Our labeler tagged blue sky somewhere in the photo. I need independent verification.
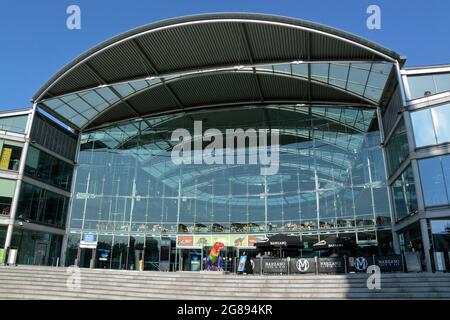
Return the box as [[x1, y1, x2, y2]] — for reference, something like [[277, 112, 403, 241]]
[[0, 0, 449, 110]]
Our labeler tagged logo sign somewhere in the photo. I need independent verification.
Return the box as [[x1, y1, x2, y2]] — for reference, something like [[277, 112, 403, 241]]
[[269, 241, 287, 246], [262, 259, 288, 274], [354, 257, 369, 272], [375, 255, 403, 272], [296, 259, 309, 272], [289, 258, 315, 274], [318, 257, 345, 273]]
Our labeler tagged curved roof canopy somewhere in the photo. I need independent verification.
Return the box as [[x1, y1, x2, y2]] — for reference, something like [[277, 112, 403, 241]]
[[33, 13, 403, 131]]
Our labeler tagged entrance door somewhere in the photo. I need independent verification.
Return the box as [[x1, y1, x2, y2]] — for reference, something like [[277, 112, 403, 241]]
[[33, 242, 48, 265], [178, 249, 202, 271], [79, 248, 94, 268]]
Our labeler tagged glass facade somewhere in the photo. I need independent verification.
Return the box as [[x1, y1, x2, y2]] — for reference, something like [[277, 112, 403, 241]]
[[0, 114, 28, 134], [408, 72, 450, 100], [11, 229, 62, 266], [25, 146, 74, 191], [419, 155, 450, 208], [16, 183, 69, 228], [68, 105, 392, 268], [411, 102, 450, 148], [431, 220, 450, 251], [385, 119, 409, 176], [0, 139, 23, 171], [391, 165, 418, 221]]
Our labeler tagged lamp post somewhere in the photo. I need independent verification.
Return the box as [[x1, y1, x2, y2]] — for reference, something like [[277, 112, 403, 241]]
[[16, 218, 29, 265]]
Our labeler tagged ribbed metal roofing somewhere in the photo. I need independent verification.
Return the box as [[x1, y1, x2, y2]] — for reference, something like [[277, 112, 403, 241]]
[[33, 13, 403, 130]]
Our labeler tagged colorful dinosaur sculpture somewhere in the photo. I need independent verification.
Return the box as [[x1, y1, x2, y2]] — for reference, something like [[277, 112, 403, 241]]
[[206, 242, 224, 271]]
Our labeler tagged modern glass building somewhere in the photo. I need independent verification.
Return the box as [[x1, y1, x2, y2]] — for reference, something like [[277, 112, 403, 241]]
[[1, 13, 449, 272]]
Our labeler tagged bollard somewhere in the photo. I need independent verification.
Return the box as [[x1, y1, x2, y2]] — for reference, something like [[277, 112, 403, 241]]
[[314, 256, 319, 275], [344, 255, 348, 273], [287, 257, 290, 275], [260, 256, 263, 275]]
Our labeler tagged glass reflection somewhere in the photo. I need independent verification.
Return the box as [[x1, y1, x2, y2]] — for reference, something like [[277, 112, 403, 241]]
[[70, 105, 392, 259]]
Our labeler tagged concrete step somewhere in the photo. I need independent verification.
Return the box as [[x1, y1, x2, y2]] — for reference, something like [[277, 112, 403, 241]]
[[2, 277, 450, 290], [1, 266, 449, 300]]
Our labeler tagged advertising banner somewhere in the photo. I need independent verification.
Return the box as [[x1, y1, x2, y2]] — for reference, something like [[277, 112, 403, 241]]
[[262, 258, 288, 274], [229, 235, 248, 247], [290, 258, 316, 274], [176, 234, 265, 248], [318, 257, 345, 273], [375, 255, 403, 272], [0, 147, 12, 170], [176, 235, 195, 248], [237, 256, 247, 272], [347, 256, 372, 272], [193, 235, 212, 247], [248, 234, 267, 247]]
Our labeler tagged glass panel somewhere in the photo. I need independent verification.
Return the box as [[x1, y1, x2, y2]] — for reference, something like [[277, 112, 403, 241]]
[[328, 64, 349, 88], [0, 115, 28, 134], [434, 73, 450, 93], [12, 229, 62, 266], [431, 220, 450, 251], [411, 108, 437, 147], [25, 146, 74, 191], [431, 103, 450, 144], [419, 157, 449, 207], [17, 183, 69, 228], [408, 74, 436, 100], [442, 155, 450, 202], [385, 119, 409, 175], [311, 64, 329, 82], [391, 165, 418, 221], [291, 63, 308, 77]]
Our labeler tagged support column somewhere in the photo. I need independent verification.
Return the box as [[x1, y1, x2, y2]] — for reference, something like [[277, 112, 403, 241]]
[[60, 133, 81, 267], [420, 218, 432, 272], [391, 230, 401, 255], [3, 106, 36, 264]]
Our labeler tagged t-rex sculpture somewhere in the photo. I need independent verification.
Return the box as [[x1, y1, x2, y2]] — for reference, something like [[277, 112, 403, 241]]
[[206, 242, 224, 271]]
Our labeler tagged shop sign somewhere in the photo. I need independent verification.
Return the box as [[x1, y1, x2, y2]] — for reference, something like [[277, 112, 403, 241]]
[[290, 258, 316, 274], [262, 258, 288, 273], [375, 255, 403, 272], [318, 257, 345, 273]]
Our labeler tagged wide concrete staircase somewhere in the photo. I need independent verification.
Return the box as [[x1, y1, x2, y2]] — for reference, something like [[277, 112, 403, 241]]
[[0, 265, 449, 299]]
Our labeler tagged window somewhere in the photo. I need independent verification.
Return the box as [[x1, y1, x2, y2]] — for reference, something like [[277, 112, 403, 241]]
[[25, 146, 73, 191], [385, 119, 409, 176], [0, 114, 28, 134], [0, 140, 23, 171], [391, 166, 418, 221], [0, 179, 16, 216], [411, 102, 450, 148], [408, 72, 450, 100], [419, 156, 450, 207], [431, 103, 450, 144], [17, 183, 68, 228]]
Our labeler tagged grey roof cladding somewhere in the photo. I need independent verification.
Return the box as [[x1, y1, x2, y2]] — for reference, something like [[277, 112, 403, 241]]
[[33, 12, 403, 103]]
